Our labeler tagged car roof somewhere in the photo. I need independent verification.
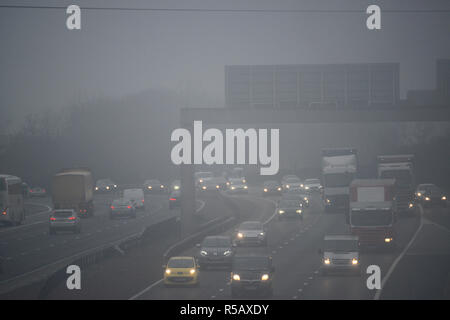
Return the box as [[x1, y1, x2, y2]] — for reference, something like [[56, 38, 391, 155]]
[[350, 201, 393, 209], [169, 256, 195, 260], [324, 235, 359, 241]]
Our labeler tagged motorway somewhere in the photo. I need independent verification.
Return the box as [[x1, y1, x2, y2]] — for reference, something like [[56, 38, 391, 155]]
[[0, 191, 212, 297], [2, 187, 450, 299]]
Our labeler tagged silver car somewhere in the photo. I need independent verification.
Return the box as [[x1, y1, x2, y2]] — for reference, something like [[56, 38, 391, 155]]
[[49, 209, 81, 235], [110, 198, 136, 219], [235, 221, 267, 246], [319, 235, 360, 275]]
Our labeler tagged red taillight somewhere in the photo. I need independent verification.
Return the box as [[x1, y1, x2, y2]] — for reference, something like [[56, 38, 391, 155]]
[[68, 216, 76, 220], [169, 198, 176, 201], [50, 217, 56, 221], [2, 211, 7, 215], [110, 206, 115, 209], [127, 206, 132, 209], [142, 199, 144, 203], [43, 189, 46, 192]]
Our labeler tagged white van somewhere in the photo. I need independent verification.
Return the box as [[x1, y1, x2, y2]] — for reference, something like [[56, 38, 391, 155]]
[[123, 188, 145, 209]]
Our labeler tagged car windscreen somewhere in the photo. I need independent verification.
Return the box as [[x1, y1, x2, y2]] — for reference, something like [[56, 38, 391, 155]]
[[324, 240, 359, 252], [112, 200, 129, 206], [286, 178, 301, 183], [240, 222, 262, 230], [168, 259, 194, 268], [305, 179, 320, 185], [229, 179, 243, 185], [233, 257, 269, 270], [53, 211, 73, 218], [264, 181, 278, 187], [380, 170, 412, 186], [202, 237, 231, 247]]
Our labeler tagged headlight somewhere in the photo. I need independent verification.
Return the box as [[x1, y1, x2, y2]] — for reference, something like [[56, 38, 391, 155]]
[[442, 196, 447, 201], [165, 269, 171, 275], [216, 185, 220, 189], [352, 258, 358, 265], [237, 232, 243, 238], [425, 197, 430, 201], [300, 184, 304, 188], [409, 203, 414, 208], [296, 209, 302, 214], [226, 181, 230, 186], [199, 179, 203, 183], [148, 186, 152, 189], [200, 250, 208, 256], [242, 179, 246, 183], [174, 185, 180, 190], [223, 250, 232, 256], [324, 258, 331, 265], [384, 238, 392, 243], [232, 274, 240, 281], [114, 185, 117, 188], [202, 186, 207, 190], [304, 197, 308, 201], [304, 186, 309, 190], [244, 185, 248, 189], [261, 274, 269, 281], [264, 188, 268, 192], [160, 185, 164, 188], [190, 269, 196, 275], [286, 185, 290, 189], [259, 232, 265, 236], [95, 187, 99, 190], [416, 192, 422, 197], [106, 186, 110, 190], [277, 187, 282, 191], [278, 210, 285, 214], [231, 186, 235, 190], [326, 199, 331, 203]]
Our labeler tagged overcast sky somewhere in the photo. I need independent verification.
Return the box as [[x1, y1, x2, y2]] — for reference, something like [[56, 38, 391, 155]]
[[1, 0, 450, 129]]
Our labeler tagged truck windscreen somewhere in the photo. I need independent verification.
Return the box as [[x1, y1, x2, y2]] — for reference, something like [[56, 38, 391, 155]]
[[380, 170, 411, 186], [0, 178, 6, 192], [323, 173, 354, 187], [351, 210, 393, 226]]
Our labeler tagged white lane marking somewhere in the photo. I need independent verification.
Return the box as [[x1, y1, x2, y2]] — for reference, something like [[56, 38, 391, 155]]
[[128, 279, 164, 300], [196, 199, 206, 213], [374, 205, 424, 300]]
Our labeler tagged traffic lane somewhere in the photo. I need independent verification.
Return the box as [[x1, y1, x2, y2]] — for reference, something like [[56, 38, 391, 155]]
[[298, 209, 421, 299], [137, 193, 323, 300], [0, 194, 170, 281], [422, 205, 450, 230], [380, 213, 450, 299], [42, 192, 226, 299]]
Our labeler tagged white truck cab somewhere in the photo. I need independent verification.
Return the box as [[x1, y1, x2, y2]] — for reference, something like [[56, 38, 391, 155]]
[[123, 188, 145, 209], [319, 235, 360, 275]]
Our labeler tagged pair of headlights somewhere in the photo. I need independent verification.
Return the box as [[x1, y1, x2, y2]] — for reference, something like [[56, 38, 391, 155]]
[[232, 274, 269, 281], [200, 250, 231, 256], [166, 268, 196, 275], [323, 258, 358, 265]]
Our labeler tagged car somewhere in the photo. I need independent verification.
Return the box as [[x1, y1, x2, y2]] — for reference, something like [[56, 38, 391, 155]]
[[276, 199, 304, 220], [281, 176, 303, 191], [195, 171, 214, 187], [196, 236, 234, 269], [235, 221, 267, 246], [415, 183, 447, 208], [303, 178, 323, 192], [170, 180, 181, 191], [227, 178, 249, 194], [163, 256, 199, 287], [143, 179, 166, 193], [109, 198, 136, 219], [169, 190, 181, 209], [319, 235, 361, 275], [21, 182, 30, 198], [230, 254, 275, 298], [123, 188, 145, 209], [95, 179, 118, 193], [49, 209, 81, 235], [262, 180, 282, 196], [282, 190, 310, 208], [29, 186, 47, 197]]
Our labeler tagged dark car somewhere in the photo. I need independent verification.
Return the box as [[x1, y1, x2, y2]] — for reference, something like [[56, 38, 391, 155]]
[[276, 199, 304, 220], [21, 182, 30, 198], [143, 179, 166, 193], [109, 198, 136, 219], [231, 255, 275, 298], [415, 184, 447, 208], [262, 180, 282, 196], [282, 191, 309, 208], [29, 186, 47, 197], [169, 190, 181, 209], [196, 236, 235, 269]]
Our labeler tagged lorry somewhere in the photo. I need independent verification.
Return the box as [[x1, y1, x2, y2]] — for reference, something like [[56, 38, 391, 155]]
[[349, 179, 397, 249], [377, 154, 415, 213], [321, 148, 358, 212], [52, 168, 94, 217]]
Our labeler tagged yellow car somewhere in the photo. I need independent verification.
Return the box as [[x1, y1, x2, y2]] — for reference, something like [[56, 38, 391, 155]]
[[164, 256, 199, 286]]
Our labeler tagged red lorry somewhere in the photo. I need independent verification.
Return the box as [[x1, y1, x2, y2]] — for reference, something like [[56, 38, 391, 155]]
[[349, 179, 397, 249]]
